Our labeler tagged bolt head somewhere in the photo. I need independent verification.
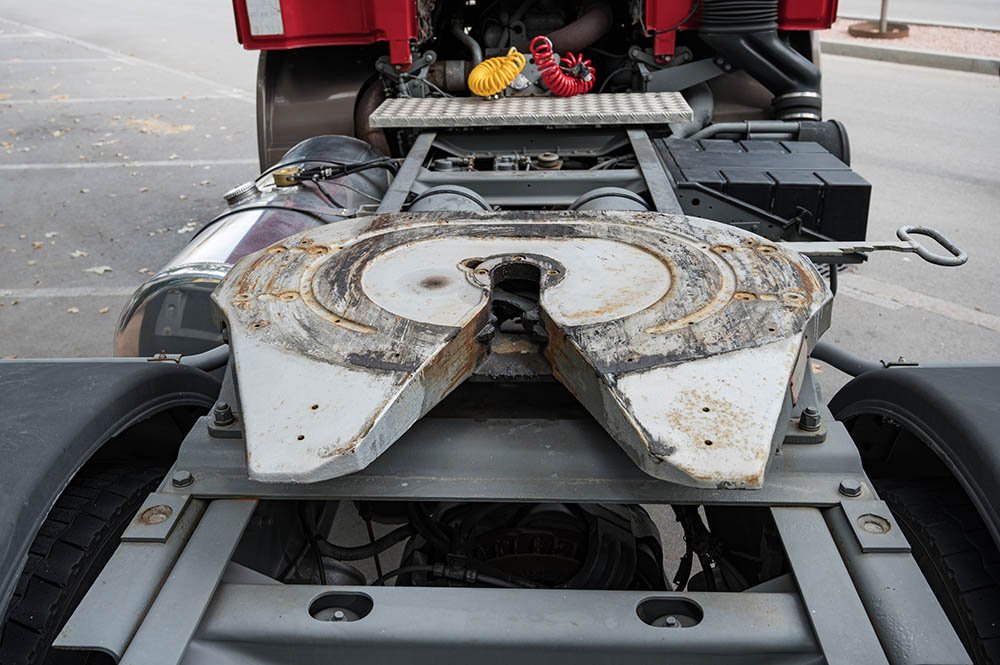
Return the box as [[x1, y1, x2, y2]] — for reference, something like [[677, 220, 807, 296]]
[[798, 406, 822, 432], [140, 505, 173, 525], [213, 401, 235, 426], [171, 470, 194, 488], [333, 610, 346, 621], [839, 478, 863, 497]]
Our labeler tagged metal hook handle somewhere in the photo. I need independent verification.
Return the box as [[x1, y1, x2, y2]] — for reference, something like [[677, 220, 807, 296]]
[[896, 226, 967, 267]]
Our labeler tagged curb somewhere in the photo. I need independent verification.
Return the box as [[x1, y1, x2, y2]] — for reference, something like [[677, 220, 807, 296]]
[[837, 14, 1000, 33], [821, 40, 1000, 75]]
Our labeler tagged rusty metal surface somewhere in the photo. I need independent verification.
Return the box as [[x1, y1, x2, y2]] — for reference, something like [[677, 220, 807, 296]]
[[214, 211, 831, 487]]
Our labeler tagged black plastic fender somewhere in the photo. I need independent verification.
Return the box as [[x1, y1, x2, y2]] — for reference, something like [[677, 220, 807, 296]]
[[0, 361, 220, 617], [831, 365, 1000, 547]]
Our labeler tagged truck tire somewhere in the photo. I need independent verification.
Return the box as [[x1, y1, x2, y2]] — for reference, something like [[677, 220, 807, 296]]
[[0, 463, 164, 664], [878, 478, 1000, 664]]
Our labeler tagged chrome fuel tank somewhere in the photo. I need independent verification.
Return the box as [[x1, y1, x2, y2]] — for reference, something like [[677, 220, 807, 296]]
[[115, 136, 392, 356]]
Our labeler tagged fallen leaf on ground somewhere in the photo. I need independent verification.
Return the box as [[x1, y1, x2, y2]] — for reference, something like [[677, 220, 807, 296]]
[[67, 307, 79, 314], [83, 265, 112, 275], [69, 249, 88, 258], [31, 241, 44, 250], [98, 306, 110, 314], [125, 116, 193, 136]]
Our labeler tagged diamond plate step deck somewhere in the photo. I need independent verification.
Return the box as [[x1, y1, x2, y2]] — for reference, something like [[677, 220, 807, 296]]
[[214, 211, 831, 488], [369, 92, 692, 128]]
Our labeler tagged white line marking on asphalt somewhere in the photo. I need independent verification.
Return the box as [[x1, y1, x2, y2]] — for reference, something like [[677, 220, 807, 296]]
[[840, 274, 1000, 333], [0, 158, 257, 170], [0, 57, 123, 64], [838, 285, 905, 311], [0, 32, 49, 39], [0, 286, 137, 299], [2, 94, 244, 105], [0, 17, 253, 103]]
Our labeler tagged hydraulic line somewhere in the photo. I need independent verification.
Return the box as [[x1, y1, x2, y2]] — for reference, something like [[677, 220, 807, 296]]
[[530, 36, 595, 97], [451, 21, 483, 65], [178, 344, 229, 371], [314, 523, 417, 561], [467, 48, 526, 97], [371, 565, 524, 588]]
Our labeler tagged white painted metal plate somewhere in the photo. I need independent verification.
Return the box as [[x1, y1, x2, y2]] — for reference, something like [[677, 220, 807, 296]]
[[215, 211, 831, 488], [369, 92, 693, 128], [245, 0, 284, 36]]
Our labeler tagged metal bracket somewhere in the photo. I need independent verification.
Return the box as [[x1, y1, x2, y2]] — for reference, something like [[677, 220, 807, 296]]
[[118, 500, 258, 665], [376, 131, 436, 212], [784, 418, 828, 444], [772, 507, 891, 665], [147, 352, 182, 363], [122, 492, 192, 543], [838, 500, 911, 553], [626, 128, 683, 213], [55, 499, 208, 660], [645, 58, 726, 92]]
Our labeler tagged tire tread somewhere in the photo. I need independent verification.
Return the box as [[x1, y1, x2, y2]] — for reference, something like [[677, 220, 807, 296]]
[[879, 478, 1000, 664], [0, 463, 163, 664]]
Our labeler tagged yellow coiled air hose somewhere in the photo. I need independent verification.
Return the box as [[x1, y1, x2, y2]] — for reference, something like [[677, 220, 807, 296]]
[[467, 48, 526, 97]]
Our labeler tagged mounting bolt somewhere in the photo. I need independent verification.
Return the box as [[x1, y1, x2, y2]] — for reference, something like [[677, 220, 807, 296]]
[[663, 616, 680, 628], [332, 610, 346, 622], [213, 401, 235, 426], [171, 470, 194, 488], [839, 479, 864, 498], [798, 406, 822, 432]]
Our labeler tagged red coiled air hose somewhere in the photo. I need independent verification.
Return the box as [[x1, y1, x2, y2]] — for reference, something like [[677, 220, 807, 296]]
[[529, 35, 596, 97]]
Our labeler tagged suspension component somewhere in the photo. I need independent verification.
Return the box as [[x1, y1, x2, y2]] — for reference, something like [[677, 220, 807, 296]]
[[467, 47, 527, 97], [529, 35, 596, 97]]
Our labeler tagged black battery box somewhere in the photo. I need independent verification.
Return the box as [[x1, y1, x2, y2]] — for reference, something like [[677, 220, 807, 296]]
[[657, 139, 871, 240]]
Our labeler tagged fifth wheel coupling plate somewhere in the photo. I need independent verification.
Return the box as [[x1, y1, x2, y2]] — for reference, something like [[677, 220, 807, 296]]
[[214, 211, 831, 488]]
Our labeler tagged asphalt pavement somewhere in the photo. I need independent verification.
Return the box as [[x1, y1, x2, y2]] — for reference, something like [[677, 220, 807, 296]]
[[1, 1, 999, 401], [837, 0, 1000, 30]]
